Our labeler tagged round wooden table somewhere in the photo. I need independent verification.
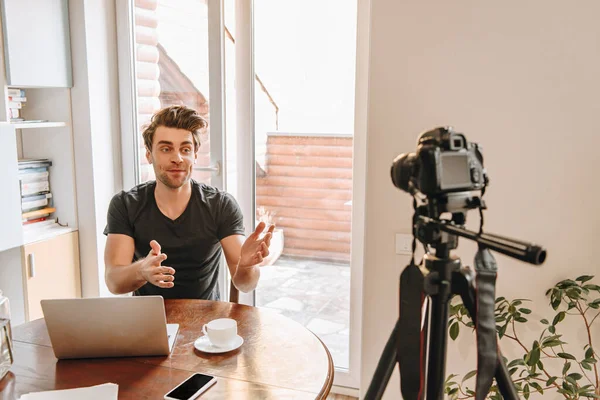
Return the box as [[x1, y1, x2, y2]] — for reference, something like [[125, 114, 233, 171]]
[[0, 299, 334, 399]]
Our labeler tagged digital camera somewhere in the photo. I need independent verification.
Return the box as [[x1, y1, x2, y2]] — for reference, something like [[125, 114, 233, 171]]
[[390, 126, 488, 198]]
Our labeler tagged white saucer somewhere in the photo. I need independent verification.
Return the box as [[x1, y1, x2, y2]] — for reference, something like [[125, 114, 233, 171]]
[[194, 335, 244, 354]]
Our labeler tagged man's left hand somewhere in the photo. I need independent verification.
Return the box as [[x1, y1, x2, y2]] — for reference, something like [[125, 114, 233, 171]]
[[238, 221, 275, 269]]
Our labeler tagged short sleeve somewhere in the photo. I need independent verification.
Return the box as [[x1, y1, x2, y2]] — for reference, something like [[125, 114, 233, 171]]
[[103, 192, 134, 237], [216, 192, 246, 240]]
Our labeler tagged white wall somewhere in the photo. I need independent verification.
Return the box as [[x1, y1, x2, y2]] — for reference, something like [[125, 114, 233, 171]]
[[69, 0, 121, 298], [359, 1, 600, 398]]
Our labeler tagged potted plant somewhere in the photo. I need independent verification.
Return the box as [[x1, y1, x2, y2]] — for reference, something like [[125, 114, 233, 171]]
[[446, 275, 600, 399], [256, 206, 284, 266]]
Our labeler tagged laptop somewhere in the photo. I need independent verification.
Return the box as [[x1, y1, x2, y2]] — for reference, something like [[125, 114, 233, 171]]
[[40, 296, 179, 359]]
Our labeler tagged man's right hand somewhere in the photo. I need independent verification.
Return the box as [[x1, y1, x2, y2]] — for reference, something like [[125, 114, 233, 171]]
[[139, 240, 175, 288]]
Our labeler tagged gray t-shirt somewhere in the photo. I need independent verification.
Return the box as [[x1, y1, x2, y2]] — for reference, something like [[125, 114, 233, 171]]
[[103, 180, 245, 300]]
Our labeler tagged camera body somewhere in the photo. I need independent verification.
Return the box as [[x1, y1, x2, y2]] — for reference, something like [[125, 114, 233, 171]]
[[391, 126, 487, 198]]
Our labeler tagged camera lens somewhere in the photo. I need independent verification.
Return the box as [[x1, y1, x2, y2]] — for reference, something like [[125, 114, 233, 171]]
[[391, 153, 417, 193]]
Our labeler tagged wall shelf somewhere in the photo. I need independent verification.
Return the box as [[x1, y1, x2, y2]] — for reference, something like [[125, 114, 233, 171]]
[[11, 122, 66, 129]]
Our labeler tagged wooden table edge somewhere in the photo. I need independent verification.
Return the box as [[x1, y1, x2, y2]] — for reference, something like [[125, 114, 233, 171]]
[[313, 334, 335, 399]]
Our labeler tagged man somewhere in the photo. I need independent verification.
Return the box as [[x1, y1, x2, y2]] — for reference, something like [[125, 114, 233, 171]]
[[103, 105, 274, 300]]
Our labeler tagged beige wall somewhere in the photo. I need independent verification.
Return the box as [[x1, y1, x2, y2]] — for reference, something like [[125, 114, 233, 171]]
[[359, 1, 600, 398]]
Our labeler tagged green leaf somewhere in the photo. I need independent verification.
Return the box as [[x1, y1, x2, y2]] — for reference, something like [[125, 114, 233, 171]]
[[462, 370, 477, 383], [546, 376, 558, 386], [445, 373, 458, 382], [558, 279, 578, 288], [563, 361, 572, 375], [523, 384, 530, 400], [583, 284, 600, 291], [542, 339, 563, 348], [447, 388, 458, 395], [515, 316, 528, 323], [576, 275, 594, 283], [495, 296, 506, 303], [585, 347, 594, 359], [540, 318, 549, 325], [582, 362, 592, 371], [528, 342, 541, 366], [567, 373, 583, 381], [498, 324, 507, 339], [558, 352, 576, 360], [588, 299, 600, 308], [507, 358, 525, 368], [518, 308, 532, 314], [566, 288, 581, 299], [549, 325, 556, 334], [509, 367, 518, 376], [553, 311, 566, 326], [530, 381, 543, 394], [450, 322, 459, 341], [565, 376, 577, 386], [551, 294, 561, 310]]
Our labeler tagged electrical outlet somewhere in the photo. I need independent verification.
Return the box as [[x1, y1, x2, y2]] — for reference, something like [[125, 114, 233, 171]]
[[395, 233, 412, 255]]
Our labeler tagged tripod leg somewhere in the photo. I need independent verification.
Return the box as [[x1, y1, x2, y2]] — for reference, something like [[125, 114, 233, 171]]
[[423, 252, 460, 400], [364, 318, 401, 400], [426, 279, 453, 400], [453, 271, 519, 400]]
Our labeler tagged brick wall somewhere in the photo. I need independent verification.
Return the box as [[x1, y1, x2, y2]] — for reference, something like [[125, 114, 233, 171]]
[[256, 134, 353, 262]]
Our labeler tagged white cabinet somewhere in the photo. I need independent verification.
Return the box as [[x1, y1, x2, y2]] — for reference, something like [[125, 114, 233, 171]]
[[21, 231, 81, 321], [0, 0, 72, 88]]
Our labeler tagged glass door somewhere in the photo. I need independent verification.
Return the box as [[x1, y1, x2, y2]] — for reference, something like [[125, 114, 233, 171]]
[[223, 0, 360, 389]]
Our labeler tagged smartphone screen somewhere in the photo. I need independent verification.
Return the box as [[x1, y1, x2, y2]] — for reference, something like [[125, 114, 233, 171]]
[[165, 373, 216, 400]]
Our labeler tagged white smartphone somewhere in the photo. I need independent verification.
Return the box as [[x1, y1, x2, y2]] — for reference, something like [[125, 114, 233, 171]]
[[164, 373, 217, 400]]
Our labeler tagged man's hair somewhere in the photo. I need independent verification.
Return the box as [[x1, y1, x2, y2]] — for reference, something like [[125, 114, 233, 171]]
[[142, 105, 207, 152]]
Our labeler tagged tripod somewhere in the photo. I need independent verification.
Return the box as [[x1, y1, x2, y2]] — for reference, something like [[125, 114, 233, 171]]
[[364, 215, 546, 400]]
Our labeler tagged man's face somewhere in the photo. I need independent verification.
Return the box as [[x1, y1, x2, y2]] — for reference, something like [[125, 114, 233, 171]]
[[146, 126, 198, 189]]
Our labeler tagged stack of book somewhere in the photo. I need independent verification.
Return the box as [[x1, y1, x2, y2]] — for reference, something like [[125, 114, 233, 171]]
[[8, 88, 26, 122], [19, 159, 57, 233]]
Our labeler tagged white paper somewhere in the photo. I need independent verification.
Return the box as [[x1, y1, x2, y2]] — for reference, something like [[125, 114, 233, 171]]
[[19, 383, 118, 400]]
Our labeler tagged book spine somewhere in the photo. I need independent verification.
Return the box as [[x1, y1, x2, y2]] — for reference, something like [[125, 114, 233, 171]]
[[21, 198, 49, 211], [19, 171, 49, 183], [22, 207, 56, 220]]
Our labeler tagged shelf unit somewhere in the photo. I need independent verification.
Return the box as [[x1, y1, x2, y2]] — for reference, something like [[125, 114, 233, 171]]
[[0, 0, 80, 325]]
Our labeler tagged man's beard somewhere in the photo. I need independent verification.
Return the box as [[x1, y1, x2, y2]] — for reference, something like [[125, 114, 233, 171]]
[[156, 169, 190, 189]]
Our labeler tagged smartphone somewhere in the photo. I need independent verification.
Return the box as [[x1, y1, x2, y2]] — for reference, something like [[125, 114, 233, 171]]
[[164, 373, 217, 400]]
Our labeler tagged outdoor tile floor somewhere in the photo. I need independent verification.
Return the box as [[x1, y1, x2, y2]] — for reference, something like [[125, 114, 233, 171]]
[[255, 255, 351, 370]]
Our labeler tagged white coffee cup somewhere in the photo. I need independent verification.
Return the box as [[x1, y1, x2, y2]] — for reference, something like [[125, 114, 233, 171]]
[[202, 318, 237, 347]]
